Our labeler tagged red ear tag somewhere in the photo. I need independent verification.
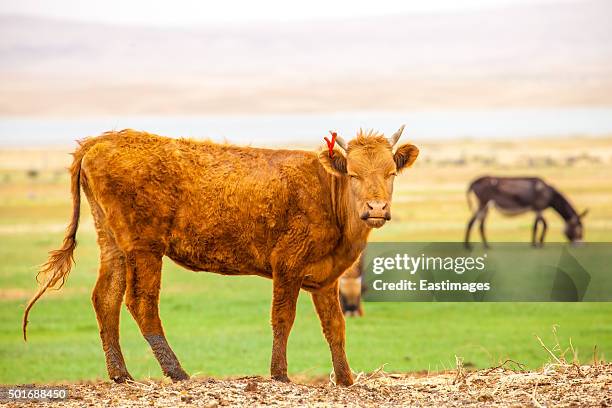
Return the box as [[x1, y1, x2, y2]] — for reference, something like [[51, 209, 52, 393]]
[[324, 131, 337, 158]]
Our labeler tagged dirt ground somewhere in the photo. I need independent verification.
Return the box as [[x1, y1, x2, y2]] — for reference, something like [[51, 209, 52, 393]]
[[4, 363, 610, 407]]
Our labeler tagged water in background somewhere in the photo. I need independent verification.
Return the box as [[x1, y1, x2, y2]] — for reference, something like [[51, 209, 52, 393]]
[[1, 108, 612, 147]]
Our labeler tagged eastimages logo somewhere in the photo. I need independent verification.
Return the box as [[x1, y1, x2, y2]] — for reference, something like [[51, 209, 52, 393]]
[[363, 243, 611, 302]]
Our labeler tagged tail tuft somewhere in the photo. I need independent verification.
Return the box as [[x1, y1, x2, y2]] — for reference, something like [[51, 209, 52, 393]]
[[23, 238, 77, 341]]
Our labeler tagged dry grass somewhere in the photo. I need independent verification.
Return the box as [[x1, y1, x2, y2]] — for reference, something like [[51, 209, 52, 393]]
[[8, 363, 610, 407], [8, 329, 610, 407]]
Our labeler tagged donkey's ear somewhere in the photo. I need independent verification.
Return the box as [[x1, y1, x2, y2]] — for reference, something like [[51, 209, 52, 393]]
[[318, 149, 347, 177], [579, 209, 589, 219], [394, 143, 419, 172]]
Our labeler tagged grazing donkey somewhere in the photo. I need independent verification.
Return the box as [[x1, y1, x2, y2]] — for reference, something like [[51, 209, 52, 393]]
[[465, 176, 587, 248], [23, 127, 418, 386]]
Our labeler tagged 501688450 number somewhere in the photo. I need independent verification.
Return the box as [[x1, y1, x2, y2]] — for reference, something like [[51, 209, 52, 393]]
[[1, 387, 68, 401]]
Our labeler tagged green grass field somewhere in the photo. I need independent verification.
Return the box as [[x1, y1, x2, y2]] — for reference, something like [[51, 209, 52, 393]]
[[1, 140, 612, 384]]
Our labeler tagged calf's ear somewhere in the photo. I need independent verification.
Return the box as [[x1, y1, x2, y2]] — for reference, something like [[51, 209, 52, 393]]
[[318, 149, 347, 177], [394, 143, 419, 172]]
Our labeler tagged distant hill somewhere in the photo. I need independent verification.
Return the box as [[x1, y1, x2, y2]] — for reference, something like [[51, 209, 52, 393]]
[[1, 0, 611, 116]]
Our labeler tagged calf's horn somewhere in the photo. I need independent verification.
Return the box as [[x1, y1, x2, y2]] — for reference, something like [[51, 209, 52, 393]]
[[387, 125, 405, 147], [335, 135, 348, 151]]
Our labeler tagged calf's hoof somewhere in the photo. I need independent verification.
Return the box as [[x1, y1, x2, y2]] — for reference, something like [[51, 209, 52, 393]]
[[111, 373, 134, 384], [334, 374, 354, 387], [168, 369, 190, 382], [272, 374, 291, 383]]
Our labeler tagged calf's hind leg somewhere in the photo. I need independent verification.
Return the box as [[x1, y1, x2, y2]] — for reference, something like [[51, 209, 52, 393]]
[[92, 243, 132, 383], [124, 250, 189, 381], [87, 194, 132, 383]]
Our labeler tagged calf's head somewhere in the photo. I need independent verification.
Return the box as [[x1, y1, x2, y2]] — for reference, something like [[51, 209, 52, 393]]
[[319, 125, 419, 228]]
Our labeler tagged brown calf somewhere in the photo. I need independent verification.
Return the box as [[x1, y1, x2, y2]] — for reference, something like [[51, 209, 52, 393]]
[[23, 127, 418, 386]]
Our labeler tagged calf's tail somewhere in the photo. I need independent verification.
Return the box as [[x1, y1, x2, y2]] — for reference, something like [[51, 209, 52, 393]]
[[22, 142, 89, 341]]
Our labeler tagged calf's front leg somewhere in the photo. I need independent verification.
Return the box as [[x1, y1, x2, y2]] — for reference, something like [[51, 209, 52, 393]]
[[311, 282, 354, 386]]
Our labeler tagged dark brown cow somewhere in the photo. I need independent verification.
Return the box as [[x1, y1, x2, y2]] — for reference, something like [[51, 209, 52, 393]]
[[23, 127, 418, 386], [465, 176, 588, 248]]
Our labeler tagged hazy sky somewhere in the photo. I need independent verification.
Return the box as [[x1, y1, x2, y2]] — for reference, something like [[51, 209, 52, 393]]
[[0, 0, 577, 25]]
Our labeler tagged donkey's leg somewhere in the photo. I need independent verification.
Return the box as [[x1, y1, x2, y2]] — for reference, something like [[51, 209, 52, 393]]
[[538, 215, 548, 246], [270, 274, 301, 382], [464, 210, 480, 249], [124, 250, 189, 381], [465, 205, 487, 249], [531, 215, 540, 247], [478, 206, 490, 249], [92, 242, 132, 383], [311, 283, 353, 386]]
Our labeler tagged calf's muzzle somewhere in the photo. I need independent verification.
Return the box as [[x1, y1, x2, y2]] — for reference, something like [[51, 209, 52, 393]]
[[360, 200, 391, 228]]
